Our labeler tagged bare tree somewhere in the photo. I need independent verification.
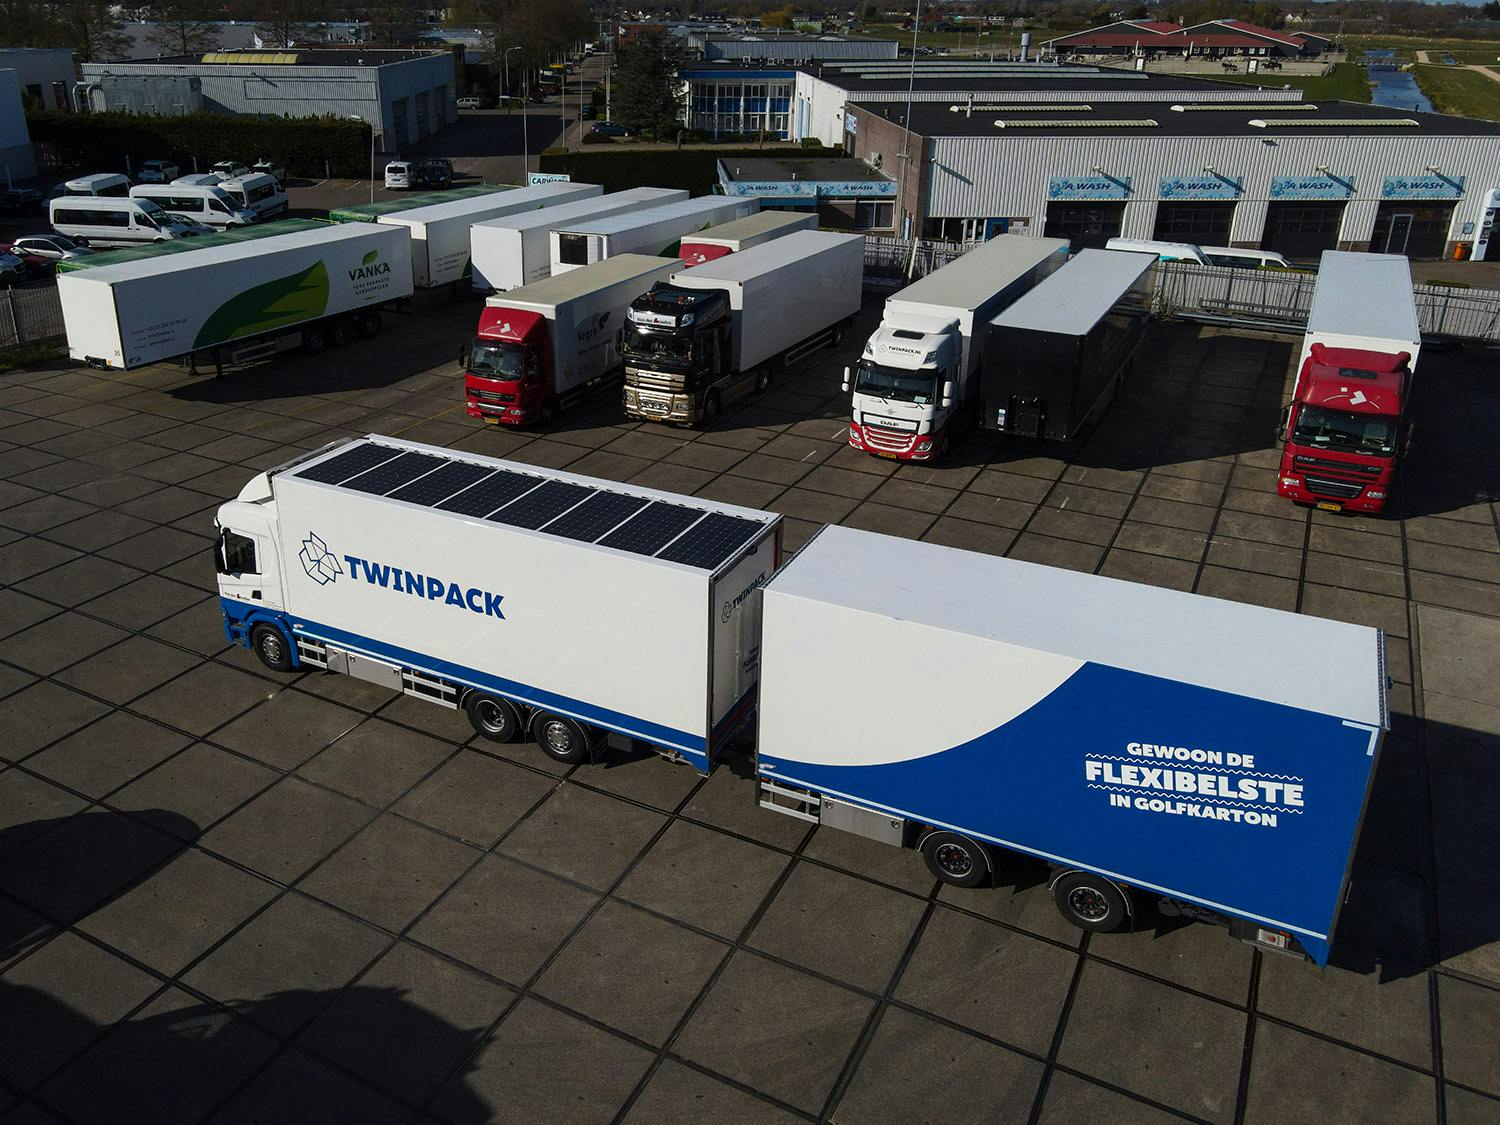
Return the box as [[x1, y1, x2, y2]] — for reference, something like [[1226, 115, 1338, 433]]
[[147, 0, 219, 55], [56, 0, 132, 60]]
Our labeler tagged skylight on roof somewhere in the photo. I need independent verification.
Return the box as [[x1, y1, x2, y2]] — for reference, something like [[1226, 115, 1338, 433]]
[[1170, 102, 1318, 112], [995, 118, 1158, 128], [952, 103, 1092, 112], [1248, 117, 1419, 128]]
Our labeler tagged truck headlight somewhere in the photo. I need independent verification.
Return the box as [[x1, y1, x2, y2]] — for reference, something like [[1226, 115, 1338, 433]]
[[1367, 490, 1385, 500], [1280, 476, 1301, 488], [915, 439, 932, 453], [995, 409, 1007, 426], [849, 424, 860, 441]]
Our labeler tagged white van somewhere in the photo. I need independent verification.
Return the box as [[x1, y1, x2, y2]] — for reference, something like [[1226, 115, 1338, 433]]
[[130, 183, 257, 229], [1105, 237, 1211, 265], [218, 172, 288, 220], [63, 173, 131, 198], [385, 161, 413, 189], [172, 173, 222, 189], [50, 196, 197, 248], [1201, 245, 1294, 270]]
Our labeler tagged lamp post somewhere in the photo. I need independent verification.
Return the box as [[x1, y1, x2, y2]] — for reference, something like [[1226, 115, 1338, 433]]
[[349, 114, 375, 202], [505, 47, 528, 179]]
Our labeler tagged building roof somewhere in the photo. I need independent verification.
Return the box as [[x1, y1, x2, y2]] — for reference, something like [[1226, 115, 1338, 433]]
[[698, 32, 880, 43], [1049, 17, 1317, 50], [798, 61, 1290, 97], [854, 97, 1500, 138], [119, 48, 444, 67], [721, 156, 891, 183], [1185, 19, 1307, 48]]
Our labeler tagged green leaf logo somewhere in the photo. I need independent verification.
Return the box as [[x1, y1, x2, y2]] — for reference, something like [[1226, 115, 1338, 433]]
[[194, 260, 331, 348], [362, 250, 378, 265]]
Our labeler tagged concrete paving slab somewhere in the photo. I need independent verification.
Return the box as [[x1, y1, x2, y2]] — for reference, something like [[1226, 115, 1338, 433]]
[[622, 1058, 804, 1124], [203, 777, 376, 884], [296, 718, 455, 807], [1258, 949, 1432, 1068], [4, 681, 113, 762], [1038, 1071, 1187, 1123], [1439, 976, 1500, 1097], [499, 782, 668, 892], [212, 1046, 411, 1125], [1244, 1020, 1436, 1124]]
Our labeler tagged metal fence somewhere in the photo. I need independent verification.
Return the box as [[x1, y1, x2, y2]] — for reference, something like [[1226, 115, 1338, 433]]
[[863, 235, 969, 286], [0, 285, 65, 350]]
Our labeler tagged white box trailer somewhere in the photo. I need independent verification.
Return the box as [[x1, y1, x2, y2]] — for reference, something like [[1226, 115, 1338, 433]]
[[375, 181, 602, 289], [756, 524, 1387, 966], [58, 222, 413, 372], [678, 210, 818, 266], [214, 435, 781, 770], [550, 196, 756, 275], [465, 254, 685, 425], [470, 186, 687, 292], [1299, 251, 1421, 371]]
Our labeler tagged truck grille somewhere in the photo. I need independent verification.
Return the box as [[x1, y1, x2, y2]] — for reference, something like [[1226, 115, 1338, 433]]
[[469, 389, 515, 404], [1304, 475, 1364, 499], [862, 426, 916, 453], [1292, 454, 1380, 477], [626, 368, 685, 393]]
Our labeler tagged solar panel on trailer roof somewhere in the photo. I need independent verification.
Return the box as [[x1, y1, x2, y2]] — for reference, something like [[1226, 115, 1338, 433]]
[[340, 451, 448, 495], [387, 461, 493, 506], [294, 443, 402, 484], [598, 503, 707, 557], [657, 512, 766, 569], [489, 479, 593, 530], [434, 469, 537, 517], [544, 491, 652, 542]]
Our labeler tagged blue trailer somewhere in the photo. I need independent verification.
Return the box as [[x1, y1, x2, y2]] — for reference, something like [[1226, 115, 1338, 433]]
[[755, 524, 1387, 965]]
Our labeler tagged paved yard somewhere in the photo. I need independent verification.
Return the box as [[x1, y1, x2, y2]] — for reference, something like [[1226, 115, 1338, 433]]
[[0, 292, 1498, 1123]]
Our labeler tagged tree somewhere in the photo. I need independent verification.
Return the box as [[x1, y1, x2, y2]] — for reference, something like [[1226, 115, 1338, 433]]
[[255, 0, 321, 48], [612, 27, 685, 140], [1484, 0, 1500, 20], [364, 0, 425, 47], [147, 0, 219, 55], [57, 0, 131, 60], [762, 4, 795, 27]]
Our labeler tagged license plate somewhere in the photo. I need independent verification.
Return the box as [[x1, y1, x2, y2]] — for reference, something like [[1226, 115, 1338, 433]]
[[874, 451, 899, 460], [1316, 500, 1343, 512], [483, 416, 500, 426]]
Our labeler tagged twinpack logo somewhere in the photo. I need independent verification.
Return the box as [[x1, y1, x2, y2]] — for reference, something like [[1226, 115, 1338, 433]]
[[299, 532, 343, 586]]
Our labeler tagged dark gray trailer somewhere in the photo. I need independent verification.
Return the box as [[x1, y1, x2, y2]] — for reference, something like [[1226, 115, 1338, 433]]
[[980, 249, 1155, 441]]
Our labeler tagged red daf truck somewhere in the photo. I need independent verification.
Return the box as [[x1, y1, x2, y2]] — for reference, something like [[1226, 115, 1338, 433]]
[[1276, 252, 1420, 515]]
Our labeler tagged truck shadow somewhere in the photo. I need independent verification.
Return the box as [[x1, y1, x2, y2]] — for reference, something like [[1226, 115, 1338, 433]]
[[0, 809, 491, 1121]]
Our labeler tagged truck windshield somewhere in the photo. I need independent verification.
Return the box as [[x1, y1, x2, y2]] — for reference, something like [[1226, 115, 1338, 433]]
[[855, 360, 937, 405], [1292, 405, 1397, 456], [468, 340, 534, 382], [623, 326, 692, 364]]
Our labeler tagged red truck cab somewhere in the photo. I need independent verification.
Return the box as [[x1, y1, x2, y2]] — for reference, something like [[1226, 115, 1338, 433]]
[[463, 307, 554, 426], [1277, 342, 1412, 515], [678, 241, 731, 267]]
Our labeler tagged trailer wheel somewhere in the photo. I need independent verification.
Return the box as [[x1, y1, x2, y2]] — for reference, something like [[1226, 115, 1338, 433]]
[[327, 317, 355, 348], [355, 310, 383, 339], [250, 625, 293, 673], [703, 390, 722, 424], [538, 398, 559, 427], [753, 366, 771, 394], [302, 325, 327, 355], [831, 322, 845, 347], [1052, 871, 1130, 932], [921, 831, 991, 888], [532, 712, 592, 764], [464, 692, 522, 743]]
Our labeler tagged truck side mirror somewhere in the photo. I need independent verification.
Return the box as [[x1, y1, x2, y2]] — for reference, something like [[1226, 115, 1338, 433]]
[[842, 366, 851, 393], [1276, 402, 1291, 442], [1403, 421, 1416, 456], [941, 381, 955, 409], [457, 343, 467, 368], [213, 530, 228, 575]]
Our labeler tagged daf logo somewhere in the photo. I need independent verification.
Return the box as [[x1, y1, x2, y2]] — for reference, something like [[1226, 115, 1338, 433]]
[[300, 532, 343, 586]]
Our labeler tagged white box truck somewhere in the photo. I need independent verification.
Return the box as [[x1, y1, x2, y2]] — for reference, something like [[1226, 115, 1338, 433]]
[[463, 254, 681, 426], [374, 181, 603, 289], [678, 210, 818, 266], [215, 435, 780, 771], [846, 233, 1069, 462], [470, 186, 687, 293], [549, 196, 756, 275], [58, 222, 413, 373], [621, 231, 864, 425]]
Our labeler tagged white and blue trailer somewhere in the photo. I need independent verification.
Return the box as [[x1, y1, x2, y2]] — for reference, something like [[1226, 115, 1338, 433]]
[[754, 524, 1387, 965], [213, 435, 780, 769]]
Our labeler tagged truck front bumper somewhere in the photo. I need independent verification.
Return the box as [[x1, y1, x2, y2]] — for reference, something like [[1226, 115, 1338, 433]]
[[1277, 477, 1389, 514], [624, 386, 699, 425], [466, 392, 533, 426], [848, 420, 940, 462]]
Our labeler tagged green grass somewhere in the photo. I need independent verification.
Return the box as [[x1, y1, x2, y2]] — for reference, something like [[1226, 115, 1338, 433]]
[[1199, 62, 1372, 103], [1413, 64, 1500, 120], [1340, 34, 1500, 64]]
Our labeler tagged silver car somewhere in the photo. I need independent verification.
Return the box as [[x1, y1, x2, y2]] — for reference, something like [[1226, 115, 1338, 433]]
[[0, 252, 28, 285], [137, 159, 180, 184], [11, 234, 94, 262]]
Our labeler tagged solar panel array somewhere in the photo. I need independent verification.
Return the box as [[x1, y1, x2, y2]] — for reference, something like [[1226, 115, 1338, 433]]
[[292, 441, 770, 572]]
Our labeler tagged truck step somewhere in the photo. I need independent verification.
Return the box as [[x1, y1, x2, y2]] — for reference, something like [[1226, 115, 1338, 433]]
[[758, 779, 820, 824], [296, 636, 329, 669], [402, 668, 459, 709]]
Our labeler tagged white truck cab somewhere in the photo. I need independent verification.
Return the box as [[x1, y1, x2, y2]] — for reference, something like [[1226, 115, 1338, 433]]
[[214, 474, 287, 640], [845, 315, 960, 461]]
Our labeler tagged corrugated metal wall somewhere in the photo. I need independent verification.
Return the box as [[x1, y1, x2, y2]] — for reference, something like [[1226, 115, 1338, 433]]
[[705, 39, 899, 62]]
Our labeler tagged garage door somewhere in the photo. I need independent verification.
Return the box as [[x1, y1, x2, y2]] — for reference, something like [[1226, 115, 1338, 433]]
[[1153, 202, 1234, 245], [1371, 202, 1454, 259], [1044, 203, 1125, 253], [1261, 203, 1344, 263]]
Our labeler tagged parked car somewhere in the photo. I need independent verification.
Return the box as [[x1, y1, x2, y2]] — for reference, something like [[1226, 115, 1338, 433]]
[[137, 159, 180, 184], [0, 188, 44, 216], [415, 157, 453, 189], [209, 160, 250, 182], [589, 121, 633, 137], [163, 212, 217, 236], [11, 233, 94, 262], [252, 159, 287, 188], [456, 95, 482, 110], [580, 103, 595, 120], [0, 243, 54, 278], [0, 252, 29, 286], [385, 160, 413, 189]]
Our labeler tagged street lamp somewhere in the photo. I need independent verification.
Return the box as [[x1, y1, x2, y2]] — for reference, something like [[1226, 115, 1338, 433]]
[[505, 47, 529, 178], [350, 114, 375, 203]]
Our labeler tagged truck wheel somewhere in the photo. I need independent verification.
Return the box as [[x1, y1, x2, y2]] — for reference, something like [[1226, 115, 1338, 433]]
[[831, 322, 845, 346], [250, 624, 294, 673], [355, 310, 383, 339], [464, 692, 522, 743], [703, 390, 722, 424], [538, 398, 559, 427], [754, 367, 771, 394], [921, 831, 990, 888], [532, 712, 592, 764], [302, 325, 327, 355], [327, 317, 354, 348], [1052, 871, 1130, 932]]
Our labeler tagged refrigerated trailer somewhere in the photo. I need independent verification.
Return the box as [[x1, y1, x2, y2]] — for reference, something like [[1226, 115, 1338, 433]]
[[755, 524, 1387, 965], [550, 196, 755, 274], [621, 231, 864, 424], [374, 181, 603, 289], [215, 436, 780, 770], [58, 222, 413, 372], [980, 249, 1155, 441], [55, 218, 329, 272], [470, 187, 687, 293], [678, 210, 818, 266], [464, 254, 681, 425], [328, 184, 509, 224]]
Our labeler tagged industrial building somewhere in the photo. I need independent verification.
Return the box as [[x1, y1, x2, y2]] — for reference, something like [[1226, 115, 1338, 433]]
[[0, 48, 76, 111], [1045, 18, 1335, 61], [717, 156, 898, 231], [0, 70, 37, 183], [78, 49, 456, 148], [689, 32, 898, 63]]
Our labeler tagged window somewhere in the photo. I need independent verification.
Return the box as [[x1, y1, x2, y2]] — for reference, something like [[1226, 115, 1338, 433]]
[[219, 531, 258, 575], [1153, 202, 1234, 241], [210, 198, 231, 213], [52, 81, 68, 110], [557, 233, 589, 266], [854, 200, 894, 229], [248, 184, 275, 204]]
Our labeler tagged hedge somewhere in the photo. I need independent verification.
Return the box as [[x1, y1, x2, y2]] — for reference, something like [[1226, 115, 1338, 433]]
[[537, 144, 841, 196], [26, 110, 372, 180]]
